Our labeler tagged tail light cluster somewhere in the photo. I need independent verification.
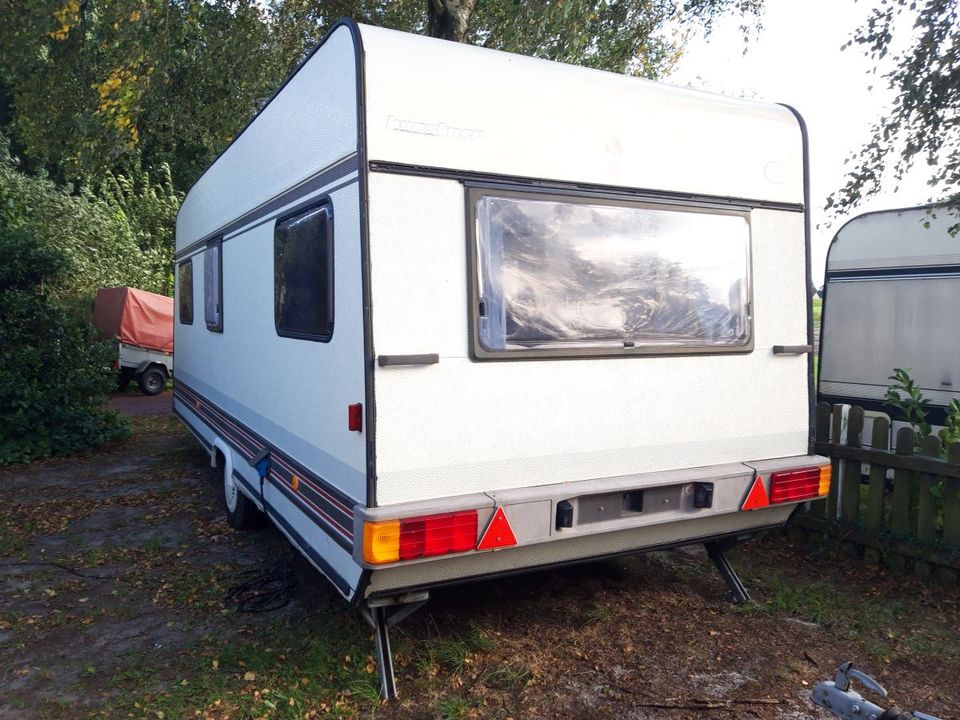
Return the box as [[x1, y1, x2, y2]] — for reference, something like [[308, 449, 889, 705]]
[[769, 465, 831, 504], [363, 510, 478, 565]]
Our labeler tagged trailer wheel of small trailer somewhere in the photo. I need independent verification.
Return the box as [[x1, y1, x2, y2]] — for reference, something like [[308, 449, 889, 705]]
[[116, 367, 135, 392], [136, 365, 167, 396]]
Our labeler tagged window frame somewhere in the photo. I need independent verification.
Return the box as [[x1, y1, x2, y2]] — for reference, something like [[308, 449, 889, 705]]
[[178, 259, 194, 326], [204, 236, 223, 332], [466, 185, 755, 361], [273, 199, 335, 343]]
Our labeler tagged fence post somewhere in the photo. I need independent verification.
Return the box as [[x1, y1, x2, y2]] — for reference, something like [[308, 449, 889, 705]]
[[941, 442, 960, 584], [864, 416, 890, 565], [839, 407, 864, 556], [809, 403, 833, 521], [840, 407, 864, 522], [826, 405, 844, 522], [889, 427, 915, 572], [915, 435, 942, 577]]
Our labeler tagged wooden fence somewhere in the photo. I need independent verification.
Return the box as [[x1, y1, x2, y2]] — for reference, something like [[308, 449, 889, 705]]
[[792, 402, 960, 582]]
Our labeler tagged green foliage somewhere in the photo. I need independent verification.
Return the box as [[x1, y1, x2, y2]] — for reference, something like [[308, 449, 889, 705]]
[[0, 138, 176, 296], [884, 368, 960, 453], [0, 1, 765, 191], [0, 223, 130, 464], [828, 0, 960, 225], [885, 367, 933, 444]]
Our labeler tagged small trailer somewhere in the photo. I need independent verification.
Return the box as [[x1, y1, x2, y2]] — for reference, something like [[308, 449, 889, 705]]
[[93, 287, 173, 396], [174, 19, 826, 697], [819, 205, 960, 427]]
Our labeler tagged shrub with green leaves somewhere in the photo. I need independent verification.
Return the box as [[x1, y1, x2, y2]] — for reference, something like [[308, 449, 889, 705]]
[[0, 223, 130, 464], [885, 368, 960, 454]]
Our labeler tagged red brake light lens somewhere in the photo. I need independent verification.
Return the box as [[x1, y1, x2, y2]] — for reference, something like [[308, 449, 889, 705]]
[[398, 510, 478, 561], [769, 466, 823, 504]]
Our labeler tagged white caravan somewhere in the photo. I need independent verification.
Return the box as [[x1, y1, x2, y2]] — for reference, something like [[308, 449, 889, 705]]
[[174, 19, 827, 696], [819, 205, 960, 427]]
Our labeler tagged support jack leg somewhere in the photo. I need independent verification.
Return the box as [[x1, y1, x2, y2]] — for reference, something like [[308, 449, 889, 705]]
[[361, 591, 429, 700], [705, 539, 750, 604]]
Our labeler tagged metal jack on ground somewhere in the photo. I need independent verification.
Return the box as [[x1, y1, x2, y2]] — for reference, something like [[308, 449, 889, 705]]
[[361, 592, 429, 699], [704, 538, 751, 603]]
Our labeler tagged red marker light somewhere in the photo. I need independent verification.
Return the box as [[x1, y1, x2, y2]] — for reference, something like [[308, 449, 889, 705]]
[[348, 403, 363, 432]]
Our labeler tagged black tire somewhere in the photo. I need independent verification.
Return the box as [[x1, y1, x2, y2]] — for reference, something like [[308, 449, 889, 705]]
[[222, 462, 261, 530], [137, 366, 167, 396], [116, 368, 134, 391]]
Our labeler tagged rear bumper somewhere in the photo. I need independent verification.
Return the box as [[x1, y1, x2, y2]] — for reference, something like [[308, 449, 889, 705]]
[[357, 454, 826, 598]]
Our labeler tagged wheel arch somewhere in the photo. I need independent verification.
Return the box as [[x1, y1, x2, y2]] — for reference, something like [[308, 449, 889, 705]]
[[136, 360, 170, 377]]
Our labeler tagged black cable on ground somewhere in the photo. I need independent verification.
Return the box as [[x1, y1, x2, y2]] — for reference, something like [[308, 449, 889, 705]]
[[0, 561, 116, 580], [225, 555, 299, 613]]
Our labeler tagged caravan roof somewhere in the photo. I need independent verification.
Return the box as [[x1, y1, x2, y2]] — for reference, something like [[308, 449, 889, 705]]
[[177, 22, 804, 252]]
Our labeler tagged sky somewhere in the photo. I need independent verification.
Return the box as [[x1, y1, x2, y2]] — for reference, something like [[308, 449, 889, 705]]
[[665, 0, 933, 284]]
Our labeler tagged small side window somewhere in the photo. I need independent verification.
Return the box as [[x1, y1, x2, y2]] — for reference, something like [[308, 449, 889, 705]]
[[204, 238, 223, 332], [274, 202, 334, 341], [178, 260, 194, 325]]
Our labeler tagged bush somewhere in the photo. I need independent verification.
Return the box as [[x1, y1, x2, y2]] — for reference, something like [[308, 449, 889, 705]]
[[0, 135, 178, 297], [0, 223, 130, 464]]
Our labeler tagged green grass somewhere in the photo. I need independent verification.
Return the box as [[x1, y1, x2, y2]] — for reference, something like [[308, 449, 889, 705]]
[[812, 296, 822, 324], [102, 611, 376, 719], [435, 695, 473, 720]]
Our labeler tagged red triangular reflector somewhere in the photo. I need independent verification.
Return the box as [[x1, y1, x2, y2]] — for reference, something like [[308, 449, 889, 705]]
[[477, 507, 518, 551], [741, 475, 770, 510]]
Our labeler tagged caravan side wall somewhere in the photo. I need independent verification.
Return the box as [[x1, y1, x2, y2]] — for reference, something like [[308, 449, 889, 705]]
[[361, 26, 811, 508], [173, 25, 366, 598]]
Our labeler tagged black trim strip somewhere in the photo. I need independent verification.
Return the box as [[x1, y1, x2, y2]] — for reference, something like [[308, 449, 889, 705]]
[[368, 160, 805, 213], [826, 263, 960, 281], [175, 154, 360, 262], [353, 28, 378, 510], [173, 381, 356, 546], [778, 104, 816, 457]]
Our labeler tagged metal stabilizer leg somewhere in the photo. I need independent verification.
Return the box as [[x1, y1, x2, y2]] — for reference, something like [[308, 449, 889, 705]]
[[705, 540, 751, 604], [361, 592, 429, 700], [371, 606, 396, 700]]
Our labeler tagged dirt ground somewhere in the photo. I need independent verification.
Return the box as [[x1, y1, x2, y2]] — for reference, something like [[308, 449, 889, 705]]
[[1, 392, 958, 719]]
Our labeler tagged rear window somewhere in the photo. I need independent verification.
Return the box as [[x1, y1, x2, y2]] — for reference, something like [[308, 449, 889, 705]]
[[470, 190, 753, 358], [274, 202, 334, 342]]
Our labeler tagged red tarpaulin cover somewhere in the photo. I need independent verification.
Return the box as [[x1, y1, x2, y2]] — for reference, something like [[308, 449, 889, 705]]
[[93, 287, 174, 354]]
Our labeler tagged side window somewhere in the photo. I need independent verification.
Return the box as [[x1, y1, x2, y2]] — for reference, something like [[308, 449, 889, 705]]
[[274, 202, 334, 341], [178, 260, 194, 325], [204, 237, 223, 332]]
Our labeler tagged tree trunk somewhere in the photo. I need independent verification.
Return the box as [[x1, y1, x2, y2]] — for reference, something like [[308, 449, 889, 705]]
[[427, 0, 477, 42]]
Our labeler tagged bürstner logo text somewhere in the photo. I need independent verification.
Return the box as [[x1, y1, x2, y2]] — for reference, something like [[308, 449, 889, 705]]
[[387, 115, 484, 140]]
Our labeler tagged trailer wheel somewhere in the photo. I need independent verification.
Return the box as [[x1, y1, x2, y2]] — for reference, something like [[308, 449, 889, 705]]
[[222, 463, 261, 530], [137, 366, 167, 396], [117, 368, 135, 391]]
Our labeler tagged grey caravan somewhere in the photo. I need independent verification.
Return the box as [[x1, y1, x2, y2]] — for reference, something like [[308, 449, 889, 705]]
[[819, 204, 960, 426], [173, 19, 827, 697]]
